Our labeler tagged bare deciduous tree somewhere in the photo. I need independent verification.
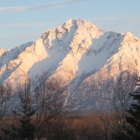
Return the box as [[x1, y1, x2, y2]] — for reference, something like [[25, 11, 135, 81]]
[[2, 74, 80, 140], [111, 70, 137, 124], [0, 84, 12, 120]]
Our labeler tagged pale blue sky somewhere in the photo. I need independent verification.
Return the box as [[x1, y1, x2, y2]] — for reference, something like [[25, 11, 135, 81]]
[[0, 0, 140, 49]]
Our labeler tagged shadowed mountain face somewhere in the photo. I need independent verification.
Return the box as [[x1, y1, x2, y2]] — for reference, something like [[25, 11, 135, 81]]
[[0, 19, 140, 108]]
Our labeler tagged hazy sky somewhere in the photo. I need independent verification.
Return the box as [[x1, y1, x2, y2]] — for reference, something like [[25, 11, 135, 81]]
[[0, 0, 140, 49]]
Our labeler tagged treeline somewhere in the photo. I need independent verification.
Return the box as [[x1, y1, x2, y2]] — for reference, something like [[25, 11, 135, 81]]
[[0, 73, 140, 140]]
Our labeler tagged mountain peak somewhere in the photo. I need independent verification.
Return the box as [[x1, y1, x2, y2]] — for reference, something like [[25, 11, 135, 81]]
[[41, 18, 103, 51], [122, 32, 139, 43], [63, 18, 99, 30], [125, 32, 134, 37]]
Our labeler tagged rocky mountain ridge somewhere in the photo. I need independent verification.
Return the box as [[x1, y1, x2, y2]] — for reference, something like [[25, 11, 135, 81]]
[[0, 19, 140, 108]]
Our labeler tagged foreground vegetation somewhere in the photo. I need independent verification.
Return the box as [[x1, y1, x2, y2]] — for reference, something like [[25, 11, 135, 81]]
[[0, 73, 140, 140]]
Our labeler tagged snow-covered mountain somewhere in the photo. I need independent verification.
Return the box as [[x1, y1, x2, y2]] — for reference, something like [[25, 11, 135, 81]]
[[0, 18, 140, 107]]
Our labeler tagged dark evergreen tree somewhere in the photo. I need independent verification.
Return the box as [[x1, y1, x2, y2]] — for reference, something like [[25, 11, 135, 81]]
[[125, 77, 140, 140], [111, 75, 139, 140], [3, 82, 37, 140]]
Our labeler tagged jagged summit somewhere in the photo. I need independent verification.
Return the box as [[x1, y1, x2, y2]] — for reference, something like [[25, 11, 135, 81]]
[[41, 18, 101, 40], [63, 18, 99, 29], [0, 19, 140, 108], [41, 18, 105, 54], [123, 32, 139, 43]]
